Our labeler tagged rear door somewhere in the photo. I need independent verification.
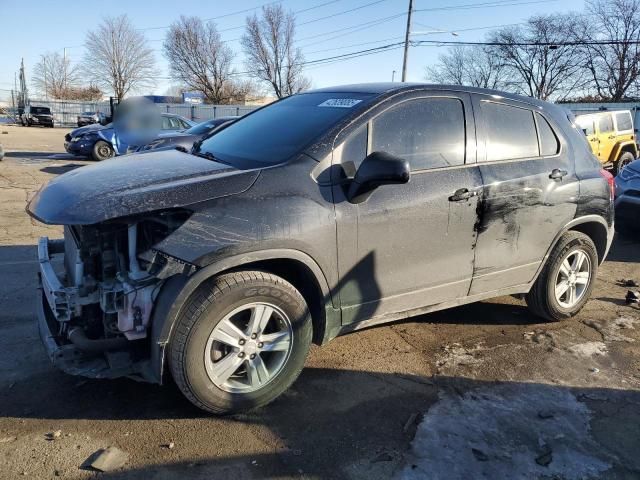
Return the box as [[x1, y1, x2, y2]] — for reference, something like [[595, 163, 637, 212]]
[[469, 97, 578, 294]]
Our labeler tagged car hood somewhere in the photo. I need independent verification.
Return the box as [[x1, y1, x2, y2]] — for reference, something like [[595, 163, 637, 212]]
[[27, 149, 260, 225], [71, 123, 109, 137]]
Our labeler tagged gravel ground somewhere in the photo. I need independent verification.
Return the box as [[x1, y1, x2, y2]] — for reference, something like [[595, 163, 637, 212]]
[[0, 124, 639, 479]]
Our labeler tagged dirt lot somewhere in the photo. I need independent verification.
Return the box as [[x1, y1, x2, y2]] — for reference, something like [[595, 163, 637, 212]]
[[0, 124, 639, 479]]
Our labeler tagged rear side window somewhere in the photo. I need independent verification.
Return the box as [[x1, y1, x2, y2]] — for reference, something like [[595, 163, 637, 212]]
[[536, 113, 560, 156], [598, 114, 613, 133], [481, 102, 538, 161], [615, 112, 632, 131], [370, 97, 465, 170]]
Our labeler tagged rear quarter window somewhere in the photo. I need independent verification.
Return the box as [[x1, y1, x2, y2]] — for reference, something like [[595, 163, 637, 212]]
[[615, 112, 633, 132], [536, 113, 560, 156]]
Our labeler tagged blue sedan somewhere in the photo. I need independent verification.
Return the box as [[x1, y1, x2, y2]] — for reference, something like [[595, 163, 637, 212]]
[[64, 113, 195, 161]]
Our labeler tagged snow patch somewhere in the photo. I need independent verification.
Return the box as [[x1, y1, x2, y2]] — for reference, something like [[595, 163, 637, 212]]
[[398, 383, 610, 480], [567, 341, 608, 357]]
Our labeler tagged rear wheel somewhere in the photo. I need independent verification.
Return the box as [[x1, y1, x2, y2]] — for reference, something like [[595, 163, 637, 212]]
[[616, 151, 635, 174], [92, 140, 114, 161], [169, 271, 312, 414], [526, 231, 598, 321]]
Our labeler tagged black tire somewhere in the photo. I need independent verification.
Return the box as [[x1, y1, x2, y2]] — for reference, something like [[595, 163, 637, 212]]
[[169, 271, 312, 414], [91, 140, 114, 161], [526, 231, 598, 321], [616, 151, 635, 175]]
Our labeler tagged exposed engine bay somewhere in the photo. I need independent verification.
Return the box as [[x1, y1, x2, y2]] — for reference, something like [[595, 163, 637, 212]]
[[38, 210, 192, 379]]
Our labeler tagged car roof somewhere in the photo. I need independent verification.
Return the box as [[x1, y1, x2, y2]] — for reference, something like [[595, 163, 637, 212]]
[[305, 82, 553, 110]]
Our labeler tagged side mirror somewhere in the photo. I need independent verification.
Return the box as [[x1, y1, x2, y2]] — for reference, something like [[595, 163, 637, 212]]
[[347, 151, 410, 203]]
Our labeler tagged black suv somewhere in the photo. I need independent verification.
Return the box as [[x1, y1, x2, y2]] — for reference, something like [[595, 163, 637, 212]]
[[29, 84, 614, 414], [21, 105, 54, 128]]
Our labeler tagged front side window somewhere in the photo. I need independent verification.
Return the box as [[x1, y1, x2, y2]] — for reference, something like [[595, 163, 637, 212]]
[[598, 114, 613, 134], [481, 102, 538, 162], [615, 112, 633, 132], [575, 116, 595, 136], [370, 97, 466, 170]]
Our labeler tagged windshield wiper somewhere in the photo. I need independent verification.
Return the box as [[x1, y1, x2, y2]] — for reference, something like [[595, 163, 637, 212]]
[[191, 150, 229, 165]]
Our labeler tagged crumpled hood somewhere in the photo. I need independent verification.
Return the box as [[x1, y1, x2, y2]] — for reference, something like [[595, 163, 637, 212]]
[[28, 149, 259, 225], [71, 123, 109, 137]]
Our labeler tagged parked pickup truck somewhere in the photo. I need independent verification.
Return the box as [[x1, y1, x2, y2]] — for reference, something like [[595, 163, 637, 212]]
[[575, 110, 638, 174]]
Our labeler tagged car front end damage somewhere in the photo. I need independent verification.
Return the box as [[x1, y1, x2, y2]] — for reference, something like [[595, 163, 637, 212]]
[[37, 211, 193, 382]]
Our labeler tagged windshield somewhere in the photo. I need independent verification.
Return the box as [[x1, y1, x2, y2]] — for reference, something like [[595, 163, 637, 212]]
[[31, 107, 51, 114], [197, 92, 374, 167], [186, 118, 230, 135]]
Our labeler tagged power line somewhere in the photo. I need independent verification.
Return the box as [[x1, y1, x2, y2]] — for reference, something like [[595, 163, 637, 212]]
[[413, 39, 640, 47], [299, 0, 389, 26], [414, 0, 557, 13]]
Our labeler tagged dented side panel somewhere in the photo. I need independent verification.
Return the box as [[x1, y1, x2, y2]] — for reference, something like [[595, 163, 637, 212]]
[[469, 96, 579, 294]]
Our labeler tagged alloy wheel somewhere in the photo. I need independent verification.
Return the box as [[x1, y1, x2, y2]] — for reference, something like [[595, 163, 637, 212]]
[[554, 248, 591, 308], [204, 302, 293, 393]]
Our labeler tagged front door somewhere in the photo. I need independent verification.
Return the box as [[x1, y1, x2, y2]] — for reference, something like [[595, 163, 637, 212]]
[[469, 96, 578, 294], [332, 92, 481, 325], [595, 113, 616, 163]]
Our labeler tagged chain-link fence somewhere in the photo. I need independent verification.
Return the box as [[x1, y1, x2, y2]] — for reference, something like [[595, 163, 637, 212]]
[[0, 95, 259, 127]]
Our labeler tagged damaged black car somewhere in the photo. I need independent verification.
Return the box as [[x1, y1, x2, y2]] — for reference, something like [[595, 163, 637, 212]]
[[28, 84, 615, 414]]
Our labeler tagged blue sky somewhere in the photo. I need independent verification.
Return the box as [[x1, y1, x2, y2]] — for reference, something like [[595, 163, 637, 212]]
[[0, 0, 586, 98]]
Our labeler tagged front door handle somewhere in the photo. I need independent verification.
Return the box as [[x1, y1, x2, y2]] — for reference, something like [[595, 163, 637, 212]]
[[449, 188, 478, 202], [549, 168, 568, 180]]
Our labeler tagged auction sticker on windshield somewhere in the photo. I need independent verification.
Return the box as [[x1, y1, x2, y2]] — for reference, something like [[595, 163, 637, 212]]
[[318, 98, 363, 108]]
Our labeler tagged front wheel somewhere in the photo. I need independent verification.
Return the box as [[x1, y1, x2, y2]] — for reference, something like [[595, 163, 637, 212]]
[[526, 231, 598, 321], [91, 140, 114, 161], [169, 271, 312, 414]]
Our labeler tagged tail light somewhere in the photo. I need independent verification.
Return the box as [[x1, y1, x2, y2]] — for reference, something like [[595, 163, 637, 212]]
[[599, 169, 615, 201]]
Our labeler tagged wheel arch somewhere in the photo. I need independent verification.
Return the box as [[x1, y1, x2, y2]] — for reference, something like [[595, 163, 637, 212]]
[[528, 215, 612, 292], [611, 141, 638, 162], [148, 249, 339, 384]]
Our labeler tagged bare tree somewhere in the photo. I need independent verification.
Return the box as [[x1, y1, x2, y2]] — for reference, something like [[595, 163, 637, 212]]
[[489, 15, 585, 100], [426, 45, 508, 90], [164, 16, 241, 104], [577, 0, 640, 100], [241, 4, 310, 98], [32, 52, 103, 100], [83, 15, 157, 101], [32, 52, 78, 99]]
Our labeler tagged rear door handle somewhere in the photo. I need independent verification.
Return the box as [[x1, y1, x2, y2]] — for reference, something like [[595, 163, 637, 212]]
[[549, 168, 568, 180], [449, 188, 478, 202]]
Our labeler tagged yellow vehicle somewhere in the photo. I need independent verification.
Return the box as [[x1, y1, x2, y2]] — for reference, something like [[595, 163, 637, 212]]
[[575, 110, 638, 173]]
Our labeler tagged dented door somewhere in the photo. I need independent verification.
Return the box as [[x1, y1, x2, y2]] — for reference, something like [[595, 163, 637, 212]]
[[469, 96, 578, 295]]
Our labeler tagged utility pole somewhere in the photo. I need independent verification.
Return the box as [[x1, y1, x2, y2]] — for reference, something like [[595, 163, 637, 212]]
[[401, 0, 414, 82], [63, 47, 67, 92]]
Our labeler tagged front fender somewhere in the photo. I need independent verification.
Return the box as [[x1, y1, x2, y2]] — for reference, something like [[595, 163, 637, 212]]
[[148, 248, 336, 383]]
